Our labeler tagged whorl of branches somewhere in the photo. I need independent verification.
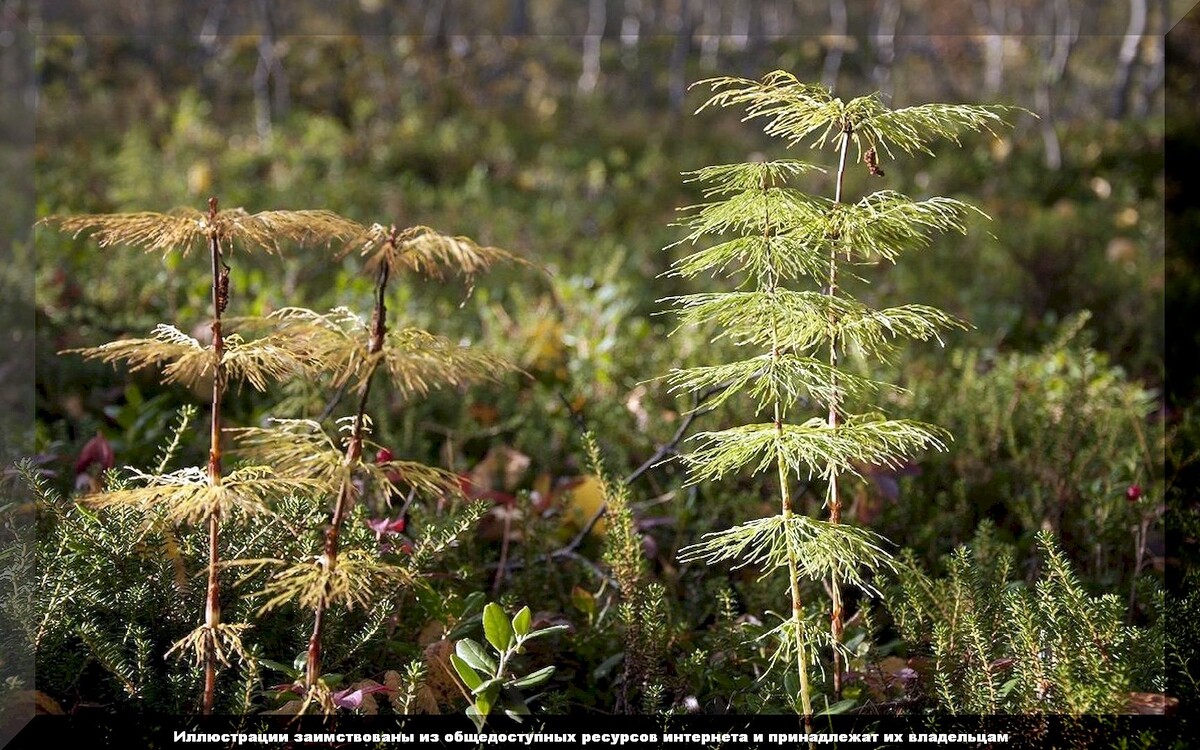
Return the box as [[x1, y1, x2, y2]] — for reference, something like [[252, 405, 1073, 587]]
[[42, 208, 366, 256], [693, 71, 1020, 157]]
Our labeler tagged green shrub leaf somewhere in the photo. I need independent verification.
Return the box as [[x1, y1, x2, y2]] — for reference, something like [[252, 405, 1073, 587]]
[[512, 606, 532, 637], [450, 653, 483, 691], [483, 602, 514, 652], [511, 665, 555, 689], [455, 638, 496, 674]]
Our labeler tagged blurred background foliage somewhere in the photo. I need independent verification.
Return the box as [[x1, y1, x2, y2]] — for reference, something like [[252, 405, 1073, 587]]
[[11, 0, 1186, 720]]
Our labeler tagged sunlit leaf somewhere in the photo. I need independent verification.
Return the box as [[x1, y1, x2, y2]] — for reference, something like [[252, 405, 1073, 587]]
[[483, 603, 514, 652]]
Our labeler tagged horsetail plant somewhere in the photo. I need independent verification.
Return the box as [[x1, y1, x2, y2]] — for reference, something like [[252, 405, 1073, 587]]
[[662, 72, 1016, 717], [41, 198, 363, 713], [227, 223, 521, 710]]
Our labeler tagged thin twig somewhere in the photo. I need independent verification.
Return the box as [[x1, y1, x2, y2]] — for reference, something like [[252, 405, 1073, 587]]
[[317, 379, 351, 424], [624, 382, 726, 486], [556, 391, 589, 433], [495, 548, 619, 590], [491, 384, 729, 589], [560, 382, 727, 556]]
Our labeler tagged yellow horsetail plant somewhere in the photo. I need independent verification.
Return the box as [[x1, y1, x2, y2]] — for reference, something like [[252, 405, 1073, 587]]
[[662, 72, 1017, 718], [227, 223, 521, 709], [42, 199, 363, 714]]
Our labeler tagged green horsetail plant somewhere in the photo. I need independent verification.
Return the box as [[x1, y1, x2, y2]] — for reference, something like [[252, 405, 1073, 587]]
[[227, 223, 521, 709], [662, 71, 1017, 717], [41, 199, 362, 713]]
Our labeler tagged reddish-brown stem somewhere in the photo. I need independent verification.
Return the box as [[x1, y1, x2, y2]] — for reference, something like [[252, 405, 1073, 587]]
[[203, 196, 223, 715], [827, 125, 852, 701], [305, 238, 392, 691]]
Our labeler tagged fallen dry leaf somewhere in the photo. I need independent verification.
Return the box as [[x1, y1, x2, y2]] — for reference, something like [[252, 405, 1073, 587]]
[[469, 445, 531, 493], [422, 639, 461, 712]]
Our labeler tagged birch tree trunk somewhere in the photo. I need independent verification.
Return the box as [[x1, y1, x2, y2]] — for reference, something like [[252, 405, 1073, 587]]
[[973, 0, 1005, 97], [1036, 0, 1076, 170], [871, 0, 901, 95], [620, 0, 642, 69], [252, 0, 288, 141], [579, 0, 607, 94], [1111, 0, 1147, 118], [699, 1, 722, 71], [821, 0, 847, 91], [669, 0, 695, 111], [508, 0, 529, 35], [1135, 0, 1167, 117]]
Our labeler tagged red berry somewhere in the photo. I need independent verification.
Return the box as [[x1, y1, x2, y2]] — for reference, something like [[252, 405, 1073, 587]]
[[1126, 484, 1142, 502], [376, 448, 394, 464]]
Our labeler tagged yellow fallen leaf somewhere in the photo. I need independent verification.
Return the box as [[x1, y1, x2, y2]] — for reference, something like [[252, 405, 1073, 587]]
[[422, 639, 460, 712], [524, 316, 566, 374], [32, 690, 64, 715], [564, 475, 608, 536]]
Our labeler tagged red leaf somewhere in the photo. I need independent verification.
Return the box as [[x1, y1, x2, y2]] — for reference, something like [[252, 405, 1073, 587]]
[[367, 515, 407, 537], [455, 474, 517, 506], [332, 684, 393, 710], [75, 432, 114, 475]]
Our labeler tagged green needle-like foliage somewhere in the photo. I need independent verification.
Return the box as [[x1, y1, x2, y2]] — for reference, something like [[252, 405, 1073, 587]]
[[663, 71, 1016, 717], [694, 71, 1013, 157], [665, 353, 889, 414], [578, 432, 670, 713], [680, 417, 949, 485], [678, 515, 894, 593], [663, 291, 964, 356]]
